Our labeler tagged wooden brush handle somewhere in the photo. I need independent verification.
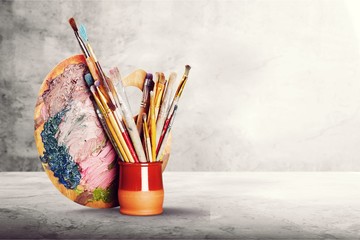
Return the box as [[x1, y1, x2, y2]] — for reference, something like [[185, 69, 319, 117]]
[[122, 69, 171, 171]]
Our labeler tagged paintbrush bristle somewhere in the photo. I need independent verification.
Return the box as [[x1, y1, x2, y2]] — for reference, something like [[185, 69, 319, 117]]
[[114, 68, 122, 80], [145, 73, 154, 89], [90, 85, 97, 94], [109, 68, 119, 85], [84, 73, 94, 87], [94, 80, 101, 87], [79, 24, 88, 42], [146, 73, 153, 80], [184, 65, 191, 75], [169, 72, 177, 83], [68, 17, 78, 31], [159, 73, 166, 84]]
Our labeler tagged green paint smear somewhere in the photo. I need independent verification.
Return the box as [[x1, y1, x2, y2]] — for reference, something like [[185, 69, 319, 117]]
[[92, 187, 113, 203]]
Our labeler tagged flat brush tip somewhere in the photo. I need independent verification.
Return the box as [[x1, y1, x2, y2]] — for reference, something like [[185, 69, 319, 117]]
[[84, 73, 94, 87], [146, 73, 153, 80], [79, 24, 88, 41], [68, 17, 78, 31]]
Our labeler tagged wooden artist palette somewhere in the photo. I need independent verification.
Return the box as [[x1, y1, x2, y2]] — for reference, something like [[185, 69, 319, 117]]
[[34, 55, 171, 208]]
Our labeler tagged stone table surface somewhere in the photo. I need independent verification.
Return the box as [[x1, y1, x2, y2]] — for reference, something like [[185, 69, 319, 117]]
[[0, 172, 360, 239]]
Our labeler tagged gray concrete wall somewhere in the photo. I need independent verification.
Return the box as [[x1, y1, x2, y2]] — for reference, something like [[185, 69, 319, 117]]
[[1, 0, 360, 171]]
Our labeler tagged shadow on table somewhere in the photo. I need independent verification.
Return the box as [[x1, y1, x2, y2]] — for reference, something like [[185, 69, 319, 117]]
[[162, 207, 209, 217], [70, 207, 119, 216], [72, 206, 208, 218]]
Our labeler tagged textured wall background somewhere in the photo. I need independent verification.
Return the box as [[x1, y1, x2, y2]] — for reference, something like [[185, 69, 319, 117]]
[[1, 0, 360, 171]]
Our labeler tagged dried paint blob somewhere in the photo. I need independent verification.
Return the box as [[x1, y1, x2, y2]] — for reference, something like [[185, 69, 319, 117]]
[[34, 55, 118, 208], [40, 109, 81, 189]]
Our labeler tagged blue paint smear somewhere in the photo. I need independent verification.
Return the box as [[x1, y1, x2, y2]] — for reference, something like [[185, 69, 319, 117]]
[[40, 110, 81, 189]]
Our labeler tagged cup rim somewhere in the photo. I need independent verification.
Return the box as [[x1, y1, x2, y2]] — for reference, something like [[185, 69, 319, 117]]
[[119, 162, 162, 167]]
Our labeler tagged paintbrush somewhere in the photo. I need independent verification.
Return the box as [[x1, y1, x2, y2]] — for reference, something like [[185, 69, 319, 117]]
[[157, 105, 178, 161], [156, 65, 191, 154], [136, 73, 154, 136], [68, 18, 115, 111], [108, 68, 134, 134], [68, 18, 90, 58], [156, 72, 176, 144], [109, 67, 132, 114], [84, 74, 124, 162], [149, 91, 156, 161], [154, 72, 166, 120], [142, 113, 153, 162], [172, 65, 191, 103], [78, 23, 114, 98], [165, 65, 191, 122]]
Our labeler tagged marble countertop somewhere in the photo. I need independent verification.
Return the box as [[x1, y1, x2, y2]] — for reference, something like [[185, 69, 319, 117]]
[[0, 172, 359, 239]]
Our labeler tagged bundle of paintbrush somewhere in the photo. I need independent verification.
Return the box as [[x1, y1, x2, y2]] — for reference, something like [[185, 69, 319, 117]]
[[68, 18, 191, 163]]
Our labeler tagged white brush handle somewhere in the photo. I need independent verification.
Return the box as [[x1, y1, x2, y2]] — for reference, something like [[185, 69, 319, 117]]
[[156, 73, 176, 144], [117, 93, 147, 162]]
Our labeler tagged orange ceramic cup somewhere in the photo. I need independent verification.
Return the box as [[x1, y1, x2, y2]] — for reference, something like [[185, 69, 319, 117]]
[[118, 162, 164, 216]]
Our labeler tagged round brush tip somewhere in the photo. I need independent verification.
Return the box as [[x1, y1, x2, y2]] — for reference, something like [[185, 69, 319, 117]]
[[89, 85, 96, 93], [184, 65, 191, 75], [68, 17, 78, 31], [94, 80, 101, 87]]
